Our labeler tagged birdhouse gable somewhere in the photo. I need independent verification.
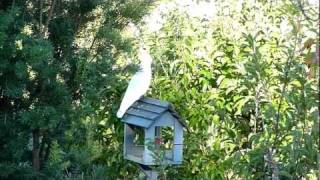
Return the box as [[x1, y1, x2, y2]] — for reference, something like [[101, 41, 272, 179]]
[[151, 112, 175, 127]]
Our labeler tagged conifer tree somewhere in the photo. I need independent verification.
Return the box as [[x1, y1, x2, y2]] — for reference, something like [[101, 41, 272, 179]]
[[0, 0, 152, 178]]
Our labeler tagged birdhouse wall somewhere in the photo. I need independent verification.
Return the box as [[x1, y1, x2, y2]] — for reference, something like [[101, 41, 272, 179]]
[[152, 112, 175, 127], [173, 120, 183, 162], [155, 126, 161, 138], [124, 124, 135, 156]]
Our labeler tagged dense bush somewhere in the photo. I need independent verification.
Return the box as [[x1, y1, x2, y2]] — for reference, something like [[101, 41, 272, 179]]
[[143, 0, 318, 179], [0, 0, 151, 179]]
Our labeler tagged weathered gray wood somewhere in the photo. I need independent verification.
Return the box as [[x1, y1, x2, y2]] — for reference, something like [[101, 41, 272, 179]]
[[139, 97, 170, 108], [122, 115, 153, 128], [155, 126, 161, 149], [122, 97, 187, 166], [155, 126, 161, 138], [126, 108, 159, 120], [144, 170, 158, 180], [127, 145, 144, 158], [151, 112, 175, 127], [173, 121, 183, 163], [132, 102, 167, 114], [124, 124, 134, 156], [138, 164, 159, 180], [165, 150, 173, 160], [125, 154, 143, 164]]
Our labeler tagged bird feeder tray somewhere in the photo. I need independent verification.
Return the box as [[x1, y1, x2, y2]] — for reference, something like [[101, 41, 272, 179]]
[[121, 97, 187, 166]]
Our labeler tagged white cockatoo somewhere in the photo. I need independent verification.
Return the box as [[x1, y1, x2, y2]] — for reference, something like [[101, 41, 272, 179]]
[[116, 46, 152, 118]]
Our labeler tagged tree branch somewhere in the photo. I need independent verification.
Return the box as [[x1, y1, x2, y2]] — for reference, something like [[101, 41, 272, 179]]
[[44, 0, 56, 38], [293, 0, 318, 22], [32, 129, 41, 171], [39, 0, 43, 35]]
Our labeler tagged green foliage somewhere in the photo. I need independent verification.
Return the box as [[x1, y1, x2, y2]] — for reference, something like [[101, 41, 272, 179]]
[[142, 1, 319, 179], [0, 0, 318, 179], [0, 0, 152, 179]]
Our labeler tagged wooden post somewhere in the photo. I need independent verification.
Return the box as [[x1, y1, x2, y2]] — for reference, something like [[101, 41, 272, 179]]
[[144, 170, 158, 180], [138, 164, 158, 180]]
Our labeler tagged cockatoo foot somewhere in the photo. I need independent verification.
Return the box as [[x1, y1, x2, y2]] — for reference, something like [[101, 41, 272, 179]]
[[117, 110, 124, 118]]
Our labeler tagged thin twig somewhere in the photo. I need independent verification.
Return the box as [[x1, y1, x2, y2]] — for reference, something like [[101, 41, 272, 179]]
[[270, 17, 301, 180]]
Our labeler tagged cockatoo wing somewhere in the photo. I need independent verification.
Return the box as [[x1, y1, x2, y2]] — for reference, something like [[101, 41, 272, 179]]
[[116, 70, 151, 118]]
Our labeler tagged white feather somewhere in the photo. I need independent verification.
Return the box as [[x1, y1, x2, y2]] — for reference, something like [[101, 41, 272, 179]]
[[117, 47, 152, 118]]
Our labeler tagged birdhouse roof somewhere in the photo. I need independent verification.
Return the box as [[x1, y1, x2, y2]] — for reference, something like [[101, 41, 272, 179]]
[[121, 97, 188, 129]]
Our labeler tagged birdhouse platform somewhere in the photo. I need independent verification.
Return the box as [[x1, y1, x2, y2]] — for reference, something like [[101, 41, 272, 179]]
[[121, 97, 187, 166]]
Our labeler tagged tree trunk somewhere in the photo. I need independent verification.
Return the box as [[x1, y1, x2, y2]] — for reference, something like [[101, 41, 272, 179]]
[[32, 129, 40, 171]]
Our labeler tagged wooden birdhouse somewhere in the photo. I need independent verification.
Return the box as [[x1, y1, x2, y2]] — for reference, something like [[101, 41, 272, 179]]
[[121, 97, 187, 166]]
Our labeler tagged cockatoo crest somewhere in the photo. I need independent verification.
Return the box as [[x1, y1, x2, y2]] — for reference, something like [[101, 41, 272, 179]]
[[116, 46, 152, 118]]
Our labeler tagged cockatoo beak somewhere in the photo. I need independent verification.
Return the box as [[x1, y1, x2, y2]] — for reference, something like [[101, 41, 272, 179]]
[[139, 47, 152, 61]]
